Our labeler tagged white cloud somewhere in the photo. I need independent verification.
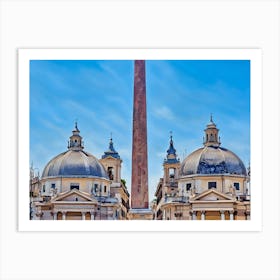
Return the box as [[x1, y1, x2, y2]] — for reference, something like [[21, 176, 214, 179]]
[[153, 106, 175, 121]]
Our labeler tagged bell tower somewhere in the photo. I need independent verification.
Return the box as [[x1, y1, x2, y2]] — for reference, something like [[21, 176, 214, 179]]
[[163, 133, 180, 194], [100, 136, 122, 183]]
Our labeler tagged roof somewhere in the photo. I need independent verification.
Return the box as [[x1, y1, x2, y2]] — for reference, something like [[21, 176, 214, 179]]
[[102, 138, 120, 159], [164, 135, 180, 164], [42, 149, 108, 179], [180, 145, 247, 176]]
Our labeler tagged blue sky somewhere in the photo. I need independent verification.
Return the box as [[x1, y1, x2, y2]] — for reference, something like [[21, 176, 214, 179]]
[[30, 59, 250, 200]]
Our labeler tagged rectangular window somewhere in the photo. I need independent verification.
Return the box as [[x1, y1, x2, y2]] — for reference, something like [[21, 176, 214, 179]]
[[234, 182, 240, 190], [51, 183, 56, 189], [70, 184, 79, 190], [186, 183, 192, 191], [208, 182, 217, 189]]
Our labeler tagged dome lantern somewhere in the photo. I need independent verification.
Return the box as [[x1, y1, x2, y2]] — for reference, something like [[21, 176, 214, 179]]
[[68, 122, 84, 151], [203, 114, 221, 147]]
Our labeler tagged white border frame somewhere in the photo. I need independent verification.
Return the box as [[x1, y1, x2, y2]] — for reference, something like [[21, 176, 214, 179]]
[[18, 48, 262, 232]]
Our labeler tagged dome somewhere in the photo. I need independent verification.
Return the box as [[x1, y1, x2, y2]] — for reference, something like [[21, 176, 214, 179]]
[[41, 123, 108, 179], [180, 145, 247, 176], [42, 149, 108, 179]]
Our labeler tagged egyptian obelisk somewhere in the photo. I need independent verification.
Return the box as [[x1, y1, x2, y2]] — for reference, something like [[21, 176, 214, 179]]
[[129, 60, 152, 219]]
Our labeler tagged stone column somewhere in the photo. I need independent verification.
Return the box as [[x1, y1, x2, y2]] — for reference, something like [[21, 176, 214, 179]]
[[192, 211, 197, 220], [229, 210, 234, 220], [53, 211, 58, 220], [201, 211, 206, 220], [246, 211, 250, 220], [220, 210, 225, 220], [82, 212, 86, 220], [62, 211, 66, 220], [90, 211, 95, 220]]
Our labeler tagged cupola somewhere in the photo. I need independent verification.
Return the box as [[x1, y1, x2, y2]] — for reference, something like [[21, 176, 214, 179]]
[[203, 115, 221, 147], [67, 122, 84, 151]]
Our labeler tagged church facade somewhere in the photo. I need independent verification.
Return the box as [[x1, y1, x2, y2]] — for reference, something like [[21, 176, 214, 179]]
[[152, 117, 250, 220], [30, 123, 130, 220]]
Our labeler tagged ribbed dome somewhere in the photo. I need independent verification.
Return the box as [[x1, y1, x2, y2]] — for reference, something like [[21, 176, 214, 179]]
[[42, 150, 108, 179], [180, 146, 247, 176]]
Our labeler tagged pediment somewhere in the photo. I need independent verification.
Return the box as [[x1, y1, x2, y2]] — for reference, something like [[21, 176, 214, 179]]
[[51, 189, 96, 203], [190, 189, 234, 202]]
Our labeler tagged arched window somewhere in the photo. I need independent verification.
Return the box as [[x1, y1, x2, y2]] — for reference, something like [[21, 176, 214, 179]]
[[186, 183, 192, 191], [169, 168, 175, 179], [108, 167, 114, 180]]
